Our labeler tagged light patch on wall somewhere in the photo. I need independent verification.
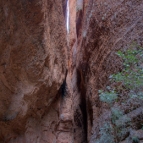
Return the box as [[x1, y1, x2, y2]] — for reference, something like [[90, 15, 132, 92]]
[[66, 0, 70, 33], [77, 0, 83, 11]]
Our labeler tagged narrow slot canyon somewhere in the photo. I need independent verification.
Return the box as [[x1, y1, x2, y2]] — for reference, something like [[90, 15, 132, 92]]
[[0, 0, 143, 143]]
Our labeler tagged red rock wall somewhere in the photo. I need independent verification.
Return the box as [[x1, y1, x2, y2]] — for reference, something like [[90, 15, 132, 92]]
[[0, 0, 143, 143], [0, 0, 67, 142], [78, 0, 143, 142]]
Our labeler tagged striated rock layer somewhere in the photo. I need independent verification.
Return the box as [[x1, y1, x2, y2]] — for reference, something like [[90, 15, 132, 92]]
[[79, 0, 143, 142], [0, 0, 143, 143]]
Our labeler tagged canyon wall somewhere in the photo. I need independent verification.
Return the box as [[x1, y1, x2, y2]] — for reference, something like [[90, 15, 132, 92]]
[[0, 0, 143, 143], [0, 0, 67, 142], [79, 0, 143, 142]]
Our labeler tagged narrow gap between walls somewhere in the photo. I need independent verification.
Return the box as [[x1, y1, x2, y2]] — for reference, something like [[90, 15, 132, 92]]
[[65, 0, 88, 142]]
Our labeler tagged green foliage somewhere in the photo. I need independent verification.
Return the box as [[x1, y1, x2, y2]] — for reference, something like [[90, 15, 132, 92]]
[[97, 44, 143, 143], [129, 91, 143, 100], [96, 123, 114, 143], [111, 108, 123, 123], [111, 47, 143, 91], [115, 115, 131, 127], [99, 45, 143, 103], [99, 90, 118, 104], [132, 136, 139, 143]]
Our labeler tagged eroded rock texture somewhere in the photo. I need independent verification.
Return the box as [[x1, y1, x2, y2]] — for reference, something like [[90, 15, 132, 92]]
[[78, 0, 143, 142], [0, 0, 143, 143], [0, 0, 67, 142]]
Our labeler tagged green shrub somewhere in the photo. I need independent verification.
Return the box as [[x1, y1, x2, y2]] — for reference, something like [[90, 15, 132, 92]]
[[99, 90, 118, 104], [99, 44, 143, 102], [96, 123, 114, 143], [111, 46, 143, 91], [111, 108, 123, 123], [132, 136, 139, 143], [98, 44, 143, 142]]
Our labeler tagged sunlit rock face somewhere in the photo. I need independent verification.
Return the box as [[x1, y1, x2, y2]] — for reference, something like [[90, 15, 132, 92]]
[[0, 0, 143, 142]]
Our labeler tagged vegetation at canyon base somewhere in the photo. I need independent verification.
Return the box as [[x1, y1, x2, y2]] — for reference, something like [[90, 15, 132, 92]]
[[98, 44, 143, 143]]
